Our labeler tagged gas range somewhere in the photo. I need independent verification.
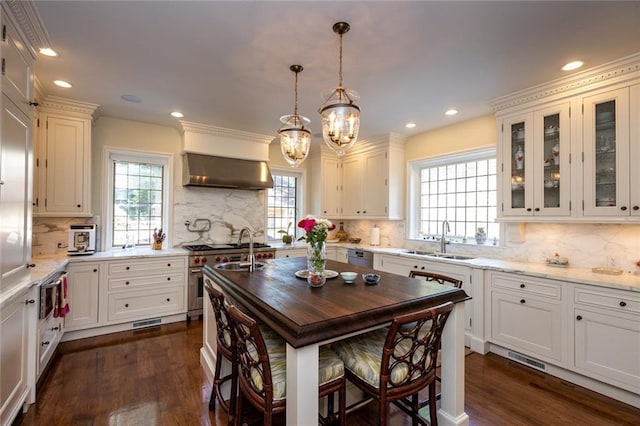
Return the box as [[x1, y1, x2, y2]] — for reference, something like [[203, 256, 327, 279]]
[[183, 243, 276, 267]]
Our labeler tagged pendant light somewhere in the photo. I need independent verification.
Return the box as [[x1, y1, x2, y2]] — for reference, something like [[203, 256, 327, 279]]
[[319, 22, 360, 156], [279, 65, 311, 167]]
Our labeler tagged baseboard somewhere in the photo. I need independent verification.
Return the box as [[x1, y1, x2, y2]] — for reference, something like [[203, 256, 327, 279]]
[[61, 313, 186, 342]]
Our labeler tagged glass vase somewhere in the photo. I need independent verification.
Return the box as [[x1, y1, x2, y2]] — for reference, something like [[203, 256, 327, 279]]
[[307, 241, 327, 287]]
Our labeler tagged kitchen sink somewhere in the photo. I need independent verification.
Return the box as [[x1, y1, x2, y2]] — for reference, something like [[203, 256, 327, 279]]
[[214, 261, 266, 271], [404, 250, 437, 256], [425, 253, 476, 260]]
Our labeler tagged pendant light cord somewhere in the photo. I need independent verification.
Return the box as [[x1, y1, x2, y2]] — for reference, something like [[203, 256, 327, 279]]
[[338, 33, 344, 88]]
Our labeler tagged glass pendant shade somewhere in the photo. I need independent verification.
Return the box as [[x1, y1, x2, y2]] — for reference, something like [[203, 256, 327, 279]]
[[279, 114, 311, 167], [320, 21, 360, 157], [319, 87, 360, 156], [279, 64, 311, 167]]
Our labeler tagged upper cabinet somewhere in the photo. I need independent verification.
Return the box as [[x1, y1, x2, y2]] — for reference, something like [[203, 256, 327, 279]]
[[34, 97, 98, 217], [1, 16, 35, 115], [310, 134, 405, 220], [493, 53, 640, 222]]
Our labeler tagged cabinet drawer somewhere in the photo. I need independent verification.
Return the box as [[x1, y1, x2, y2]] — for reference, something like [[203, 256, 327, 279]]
[[575, 286, 640, 315], [108, 257, 186, 276], [491, 272, 562, 299], [107, 286, 185, 323], [38, 315, 63, 375], [108, 272, 185, 291]]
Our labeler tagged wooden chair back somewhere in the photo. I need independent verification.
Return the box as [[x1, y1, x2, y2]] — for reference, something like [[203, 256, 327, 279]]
[[408, 270, 463, 288]]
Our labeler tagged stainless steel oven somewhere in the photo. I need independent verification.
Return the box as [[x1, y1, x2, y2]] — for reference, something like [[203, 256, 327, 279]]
[[184, 244, 275, 320], [40, 271, 66, 320]]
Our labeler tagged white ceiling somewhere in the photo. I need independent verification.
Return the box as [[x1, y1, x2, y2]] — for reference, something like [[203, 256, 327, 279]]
[[32, 1, 640, 141]]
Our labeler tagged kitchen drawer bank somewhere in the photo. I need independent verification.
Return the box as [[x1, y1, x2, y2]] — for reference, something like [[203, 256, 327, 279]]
[[61, 248, 188, 341]]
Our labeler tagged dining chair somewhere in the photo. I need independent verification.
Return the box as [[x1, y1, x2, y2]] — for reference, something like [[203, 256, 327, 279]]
[[228, 304, 347, 426], [204, 283, 239, 426], [332, 301, 455, 426], [408, 270, 463, 288]]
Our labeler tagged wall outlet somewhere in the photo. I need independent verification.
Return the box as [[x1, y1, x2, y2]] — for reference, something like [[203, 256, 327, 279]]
[[607, 256, 617, 268]]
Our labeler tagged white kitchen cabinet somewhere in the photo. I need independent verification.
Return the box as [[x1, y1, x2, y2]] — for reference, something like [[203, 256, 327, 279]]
[[499, 101, 572, 218], [104, 256, 187, 324], [37, 311, 63, 378], [34, 97, 98, 217], [573, 285, 640, 394], [0, 287, 37, 426], [64, 263, 100, 331], [310, 151, 341, 218], [582, 86, 640, 217], [335, 247, 349, 264], [1, 15, 35, 115], [488, 271, 566, 365], [376, 254, 473, 343], [275, 248, 307, 258], [1, 93, 32, 291]]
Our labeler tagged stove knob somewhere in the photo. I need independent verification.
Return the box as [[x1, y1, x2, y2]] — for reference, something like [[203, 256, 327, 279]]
[[201, 257, 208, 263], [222, 257, 228, 263], [256, 253, 263, 259], [268, 253, 274, 258], [215, 256, 221, 262], [194, 257, 200, 264]]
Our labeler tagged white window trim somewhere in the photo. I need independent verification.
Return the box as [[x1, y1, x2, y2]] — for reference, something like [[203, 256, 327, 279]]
[[102, 146, 173, 249], [266, 166, 306, 241], [407, 147, 496, 241]]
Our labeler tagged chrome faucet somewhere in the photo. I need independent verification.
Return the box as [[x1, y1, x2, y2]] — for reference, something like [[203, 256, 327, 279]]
[[440, 220, 450, 253], [238, 227, 255, 271]]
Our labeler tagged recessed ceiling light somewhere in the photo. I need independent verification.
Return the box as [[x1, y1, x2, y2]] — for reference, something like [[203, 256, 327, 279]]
[[39, 47, 58, 57], [121, 94, 142, 103], [445, 109, 458, 116], [54, 80, 72, 88], [562, 61, 584, 71], [405, 122, 416, 129], [171, 111, 184, 118]]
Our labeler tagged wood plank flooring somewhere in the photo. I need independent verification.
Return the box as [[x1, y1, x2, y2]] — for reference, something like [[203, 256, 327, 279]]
[[14, 320, 640, 426]]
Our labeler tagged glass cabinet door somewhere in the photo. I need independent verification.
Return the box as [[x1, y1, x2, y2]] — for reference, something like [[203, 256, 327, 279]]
[[583, 88, 630, 216], [502, 114, 533, 216], [533, 102, 571, 216]]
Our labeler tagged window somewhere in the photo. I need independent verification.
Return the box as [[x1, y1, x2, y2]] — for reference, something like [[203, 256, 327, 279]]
[[104, 149, 172, 248], [409, 149, 498, 242], [266, 169, 304, 241]]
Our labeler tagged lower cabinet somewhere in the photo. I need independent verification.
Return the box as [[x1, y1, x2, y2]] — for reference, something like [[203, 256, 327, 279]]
[[488, 271, 566, 365], [573, 285, 640, 394], [0, 287, 37, 426], [275, 248, 307, 258], [37, 313, 64, 378], [64, 263, 100, 331], [335, 247, 349, 263]]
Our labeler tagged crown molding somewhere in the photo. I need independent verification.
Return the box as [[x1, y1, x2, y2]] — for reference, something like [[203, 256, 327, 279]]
[[40, 96, 100, 117], [2, 0, 51, 56], [490, 52, 640, 112], [178, 121, 273, 145]]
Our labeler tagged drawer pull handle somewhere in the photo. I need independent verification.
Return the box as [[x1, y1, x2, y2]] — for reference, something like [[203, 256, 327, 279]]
[[633, 205, 639, 211], [25, 299, 35, 304], [620, 206, 628, 211], [125, 304, 129, 308], [619, 301, 627, 307], [125, 281, 130, 285], [520, 299, 526, 304], [576, 315, 582, 321], [51, 326, 59, 331], [41, 341, 50, 346], [520, 283, 525, 288]]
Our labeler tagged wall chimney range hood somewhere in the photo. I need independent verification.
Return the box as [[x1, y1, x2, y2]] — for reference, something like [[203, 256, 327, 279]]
[[182, 153, 273, 190]]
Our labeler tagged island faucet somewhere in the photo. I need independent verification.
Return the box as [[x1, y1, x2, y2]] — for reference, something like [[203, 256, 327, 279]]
[[441, 220, 450, 253], [238, 227, 255, 271]]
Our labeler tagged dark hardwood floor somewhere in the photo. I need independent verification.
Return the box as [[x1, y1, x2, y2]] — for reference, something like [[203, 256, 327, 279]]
[[14, 320, 640, 426]]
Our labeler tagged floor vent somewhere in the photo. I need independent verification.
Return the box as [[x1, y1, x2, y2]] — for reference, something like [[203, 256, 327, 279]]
[[132, 318, 162, 329], [507, 350, 547, 372]]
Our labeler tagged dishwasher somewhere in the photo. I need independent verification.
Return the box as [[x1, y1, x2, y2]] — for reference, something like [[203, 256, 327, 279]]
[[347, 248, 373, 268]]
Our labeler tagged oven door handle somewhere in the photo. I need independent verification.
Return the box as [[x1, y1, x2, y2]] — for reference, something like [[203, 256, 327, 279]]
[[41, 273, 67, 289], [190, 268, 203, 274]]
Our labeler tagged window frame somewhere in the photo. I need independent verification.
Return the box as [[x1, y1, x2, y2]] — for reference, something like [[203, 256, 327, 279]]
[[407, 147, 498, 242], [266, 166, 306, 242], [102, 147, 173, 249]]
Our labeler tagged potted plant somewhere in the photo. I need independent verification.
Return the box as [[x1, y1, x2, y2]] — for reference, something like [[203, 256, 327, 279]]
[[277, 222, 294, 244]]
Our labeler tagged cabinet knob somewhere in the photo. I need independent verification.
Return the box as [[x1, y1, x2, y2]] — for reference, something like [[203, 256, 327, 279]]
[[534, 208, 540, 212], [413, 265, 418, 269], [363, 210, 367, 214], [51, 326, 59, 331], [77, 204, 81, 208], [526, 208, 532, 212], [166, 298, 170, 302], [29, 101, 39, 107], [323, 210, 327, 213], [621, 206, 628, 211], [125, 281, 130, 285], [576, 315, 582, 321], [632, 205, 640, 211], [93, 269, 97, 273], [126, 266, 130, 270], [520, 283, 525, 288], [125, 303, 129, 308], [41, 341, 50, 346], [26, 263, 36, 268], [167, 277, 171, 281], [619, 301, 627, 307], [167, 263, 171, 267], [520, 299, 526, 304], [25, 299, 35, 304]]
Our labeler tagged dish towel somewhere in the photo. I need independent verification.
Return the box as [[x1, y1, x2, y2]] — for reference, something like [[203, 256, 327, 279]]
[[54, 274, 70, 318]]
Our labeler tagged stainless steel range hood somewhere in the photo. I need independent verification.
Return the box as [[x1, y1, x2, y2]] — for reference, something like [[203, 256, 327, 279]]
[[182, 153, 273, 190]]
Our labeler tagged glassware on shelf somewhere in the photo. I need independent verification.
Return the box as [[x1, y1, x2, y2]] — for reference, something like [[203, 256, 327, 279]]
[[514, 146, 524, 170]]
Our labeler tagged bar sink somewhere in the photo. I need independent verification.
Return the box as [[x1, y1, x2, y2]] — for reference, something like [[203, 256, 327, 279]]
[[214, 261, 266, 271]]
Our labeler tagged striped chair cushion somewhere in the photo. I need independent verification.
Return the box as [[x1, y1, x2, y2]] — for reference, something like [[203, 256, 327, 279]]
[[247, 326, 344, 401], [332, 328, 428, 389]]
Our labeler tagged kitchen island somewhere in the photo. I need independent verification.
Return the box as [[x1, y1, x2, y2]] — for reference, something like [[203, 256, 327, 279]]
[[203, 257, 470, 426]]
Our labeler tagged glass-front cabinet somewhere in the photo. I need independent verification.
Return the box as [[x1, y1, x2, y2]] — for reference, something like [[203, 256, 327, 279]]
[[501, 101, 571, 217], [582, 88, 632, 217]]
